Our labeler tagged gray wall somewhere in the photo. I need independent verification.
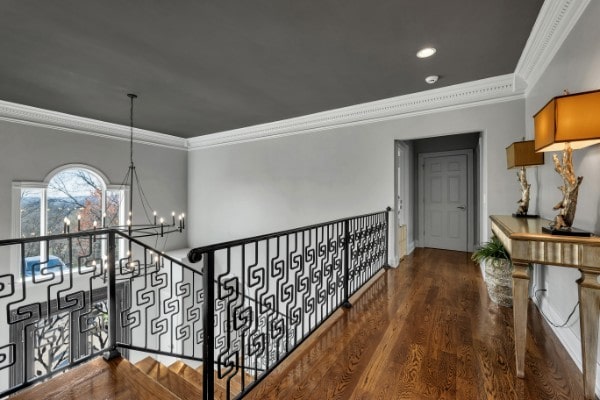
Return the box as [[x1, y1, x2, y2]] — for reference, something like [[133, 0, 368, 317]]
[[188, 99, 525, 264], [524, 0, 600, 369], [0, 120, 188, 251]]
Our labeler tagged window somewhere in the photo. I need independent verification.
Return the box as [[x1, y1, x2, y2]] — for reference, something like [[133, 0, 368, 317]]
[[13, 165, 125, 277]]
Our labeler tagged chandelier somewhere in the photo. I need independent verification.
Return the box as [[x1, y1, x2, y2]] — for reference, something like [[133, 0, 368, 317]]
[[62, 94, 185, 240]]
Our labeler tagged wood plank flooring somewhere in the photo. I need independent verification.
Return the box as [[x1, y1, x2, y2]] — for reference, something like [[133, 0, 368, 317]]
[[245, 248, 587, 400]]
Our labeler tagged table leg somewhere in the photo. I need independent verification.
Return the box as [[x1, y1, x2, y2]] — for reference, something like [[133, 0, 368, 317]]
[[578, 270, 600, 400], [513, 262, 530, 378]]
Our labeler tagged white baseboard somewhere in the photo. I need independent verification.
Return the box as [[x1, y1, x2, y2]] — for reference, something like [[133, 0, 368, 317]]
[[391, 242, 416, 267], [532, 295, 600, 398]]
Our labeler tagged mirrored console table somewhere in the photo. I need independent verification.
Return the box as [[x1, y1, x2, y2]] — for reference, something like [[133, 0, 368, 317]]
[[490, 215, 600, 400]]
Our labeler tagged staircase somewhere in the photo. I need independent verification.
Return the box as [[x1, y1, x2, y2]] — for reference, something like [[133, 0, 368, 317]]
[[136, 357, 254, 399], [9, 356, 254, 400]]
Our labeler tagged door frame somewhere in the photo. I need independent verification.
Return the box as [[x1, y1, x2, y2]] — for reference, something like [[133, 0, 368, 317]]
[[393, 141, 410, 265], [417, 149, 474, 252]]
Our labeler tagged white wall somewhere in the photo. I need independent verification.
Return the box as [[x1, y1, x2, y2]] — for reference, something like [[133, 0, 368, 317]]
[[0, 120, 189, 251], [524, 0, 600, 384], [188, 99, 525, 259]]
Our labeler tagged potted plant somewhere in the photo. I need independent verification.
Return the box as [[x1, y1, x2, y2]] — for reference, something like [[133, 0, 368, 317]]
[[471, 235, 513, 307]]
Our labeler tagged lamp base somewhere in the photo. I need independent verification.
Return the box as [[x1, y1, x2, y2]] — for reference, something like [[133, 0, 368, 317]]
[[542, 226, 592, 237], [512, 213, 539, 219]]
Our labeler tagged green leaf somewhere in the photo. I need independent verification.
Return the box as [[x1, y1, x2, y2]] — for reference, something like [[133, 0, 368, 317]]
[[471, 235, 510, 263]]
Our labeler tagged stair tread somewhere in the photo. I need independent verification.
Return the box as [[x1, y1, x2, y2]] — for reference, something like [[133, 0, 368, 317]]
[[10, 356, 180, 400], [195, 364, 255, 397], [168, 360, 203, 390], [135, 357, 203, 399], [169, 361, 234, 400]]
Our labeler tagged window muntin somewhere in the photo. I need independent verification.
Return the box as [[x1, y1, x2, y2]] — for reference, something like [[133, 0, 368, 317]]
[[20, 188, 42, 258]]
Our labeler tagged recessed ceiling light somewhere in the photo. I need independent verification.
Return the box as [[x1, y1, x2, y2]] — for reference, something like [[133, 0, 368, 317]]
[[417, 47, 436, 58], [425, 75, 439, 84]]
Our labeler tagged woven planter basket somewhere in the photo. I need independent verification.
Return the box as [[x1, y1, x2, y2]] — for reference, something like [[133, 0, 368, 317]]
[[484, 258, 513, 307]]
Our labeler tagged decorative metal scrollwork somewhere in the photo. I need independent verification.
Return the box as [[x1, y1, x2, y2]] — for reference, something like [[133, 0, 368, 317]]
[[201, 210, 389, 398], [0, 209, 389, 400]]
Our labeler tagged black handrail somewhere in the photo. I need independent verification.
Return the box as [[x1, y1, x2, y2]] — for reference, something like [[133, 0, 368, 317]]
[[187, 208, 390, 259]]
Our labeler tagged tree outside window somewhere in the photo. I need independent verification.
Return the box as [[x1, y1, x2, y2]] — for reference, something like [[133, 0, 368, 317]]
[[18, 166, 124, 274]]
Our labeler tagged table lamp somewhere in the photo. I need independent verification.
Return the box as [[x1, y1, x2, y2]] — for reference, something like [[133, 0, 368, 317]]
[[534, 89, 600, 236], [506, 139, 544, 218]]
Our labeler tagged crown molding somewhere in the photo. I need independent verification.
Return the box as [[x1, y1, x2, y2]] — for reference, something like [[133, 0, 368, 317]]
[[0, 99, 188, 150], [189, 74, 523, 150], [515, 0, 591, 94]]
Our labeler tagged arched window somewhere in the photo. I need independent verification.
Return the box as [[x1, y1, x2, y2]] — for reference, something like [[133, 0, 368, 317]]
[[14, 164, 125, 276]]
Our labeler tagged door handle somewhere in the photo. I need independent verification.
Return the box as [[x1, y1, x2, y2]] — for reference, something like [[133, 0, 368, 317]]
[[457, 206, 466, 210]]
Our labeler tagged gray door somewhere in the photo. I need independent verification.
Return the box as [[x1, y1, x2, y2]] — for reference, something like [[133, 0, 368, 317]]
[[422, 154, 468, 251]]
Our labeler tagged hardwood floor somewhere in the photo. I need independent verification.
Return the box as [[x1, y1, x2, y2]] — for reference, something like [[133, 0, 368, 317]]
[[246, 248, 587, 400]]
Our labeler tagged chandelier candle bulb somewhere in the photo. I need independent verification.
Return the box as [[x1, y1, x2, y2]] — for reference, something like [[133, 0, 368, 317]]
[[171, 212, 176, 226], [66, 218, 70, 233], [182, 213, 185, 229], [63, 217, 68, 234], [160, 217, 164, 237], [153, 211, 157, 225], [77, 214, 81, 231], [179, 215, 183, 230]]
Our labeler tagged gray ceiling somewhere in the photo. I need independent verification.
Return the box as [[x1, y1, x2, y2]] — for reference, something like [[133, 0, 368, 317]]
[[0, 0, 544, 138]]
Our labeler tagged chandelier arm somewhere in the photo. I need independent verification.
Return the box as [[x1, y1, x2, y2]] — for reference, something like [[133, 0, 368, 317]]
[[132, 166, 155, 224]]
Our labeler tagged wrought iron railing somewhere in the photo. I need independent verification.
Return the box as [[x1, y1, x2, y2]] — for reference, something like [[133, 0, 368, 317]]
[[0, 208, 390, 399], [0, 228, 204, 397], [188, 207, 391, 399]]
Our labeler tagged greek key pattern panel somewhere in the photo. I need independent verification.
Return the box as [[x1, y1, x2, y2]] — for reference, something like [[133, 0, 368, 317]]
[[348, 213, 388, 294], [115, 239, 204, 360], [207, 211, 388, 398], [0, 234, 114, 394]]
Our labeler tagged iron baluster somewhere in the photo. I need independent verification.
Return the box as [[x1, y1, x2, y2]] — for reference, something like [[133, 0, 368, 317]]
[[203, 251, 215, 400], [342, 219, 351, 308], [103, 231, 120, 360], [384, 207, 392, 268]]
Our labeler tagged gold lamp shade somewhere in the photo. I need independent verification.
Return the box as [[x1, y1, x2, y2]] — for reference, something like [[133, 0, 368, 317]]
[[534, 89, 600, 152], [506, 140, 544, 168]]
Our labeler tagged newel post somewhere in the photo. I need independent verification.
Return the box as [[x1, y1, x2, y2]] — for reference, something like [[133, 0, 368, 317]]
[[103, 230, 120, 360], [203, 251, 215, 399], [383, 207, 392, 269]]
